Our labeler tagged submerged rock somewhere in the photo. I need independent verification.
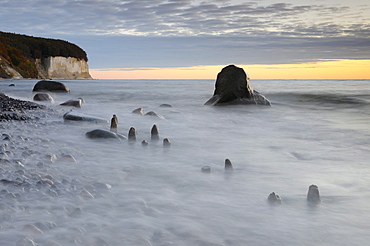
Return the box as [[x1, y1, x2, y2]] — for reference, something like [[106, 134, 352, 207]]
[[307, 184, 321, 203], [201, 166, 211, 173], [163, 138, 171, 147], [267, 192, 282, 204], [32, 80, 70, 92], [85, 129, 121, 140], [204, 65, 270, 106], [58, 154, 77, 163], [63, 112, 108, 123], [145, 111, 165, 119], [132, 108, 144, 115]]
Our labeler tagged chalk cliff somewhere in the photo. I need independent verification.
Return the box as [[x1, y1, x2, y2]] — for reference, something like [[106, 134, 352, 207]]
[[0, 31, 92, 79], [36, 56, 92, 79]]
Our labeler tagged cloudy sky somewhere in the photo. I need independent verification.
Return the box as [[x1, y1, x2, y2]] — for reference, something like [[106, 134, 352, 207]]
[[1, 0, 369, 79]]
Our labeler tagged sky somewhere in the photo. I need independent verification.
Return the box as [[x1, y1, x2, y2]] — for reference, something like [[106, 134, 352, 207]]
[[1, 0, 369, 79]]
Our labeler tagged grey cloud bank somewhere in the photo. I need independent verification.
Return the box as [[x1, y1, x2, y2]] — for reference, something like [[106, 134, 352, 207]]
[[1, 0, 369, 69]]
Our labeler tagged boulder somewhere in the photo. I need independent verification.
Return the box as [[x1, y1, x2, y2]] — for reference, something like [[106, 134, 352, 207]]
[[60, 98, 83, 108], [32, 80, 70, 92], [204, 65, 270, 106], [33, 93, 54, 103]]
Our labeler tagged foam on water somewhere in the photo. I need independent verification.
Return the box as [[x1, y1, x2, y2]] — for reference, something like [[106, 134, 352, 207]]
[[1, 79, 370, 245]]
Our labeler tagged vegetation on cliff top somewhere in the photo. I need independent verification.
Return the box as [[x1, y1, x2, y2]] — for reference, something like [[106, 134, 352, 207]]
[[0, 31, 88, 78]]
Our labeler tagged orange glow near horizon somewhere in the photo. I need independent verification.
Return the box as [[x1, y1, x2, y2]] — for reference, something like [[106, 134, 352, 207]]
[[90, 59, 370, 80]]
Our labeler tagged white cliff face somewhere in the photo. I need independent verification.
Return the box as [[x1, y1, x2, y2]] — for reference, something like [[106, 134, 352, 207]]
[[36, 56, 92, 79]]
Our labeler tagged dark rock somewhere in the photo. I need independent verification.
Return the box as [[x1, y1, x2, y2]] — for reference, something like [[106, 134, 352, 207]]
[[110, 114, 118, 133], [151, 124, 159, 140], [160, 104, 172, 108], [224, 158, 233, 171], [33, 93, 54, 102], [142, 140, 148, 146], [85, 129, 121, 140], [32, 80, 70, 92], [163, 138, 171, 147], [204, 65, 271, 106], [9, 84, 15, 87], [307, 184, 321, 203], [128, 127, 137, 141]]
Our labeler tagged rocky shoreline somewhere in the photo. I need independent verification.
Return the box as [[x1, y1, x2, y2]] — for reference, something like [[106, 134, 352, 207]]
[[0, 92, 46, 121]]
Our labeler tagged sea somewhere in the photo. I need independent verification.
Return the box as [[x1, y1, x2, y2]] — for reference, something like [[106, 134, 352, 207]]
[[0, 79, 370, 246]]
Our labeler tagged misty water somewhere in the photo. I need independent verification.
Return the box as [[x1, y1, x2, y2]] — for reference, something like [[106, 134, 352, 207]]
[[1, 79, 370, 246]]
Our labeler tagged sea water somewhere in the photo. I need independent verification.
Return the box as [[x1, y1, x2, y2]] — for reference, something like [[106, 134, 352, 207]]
[[0, 79, 370, 245]]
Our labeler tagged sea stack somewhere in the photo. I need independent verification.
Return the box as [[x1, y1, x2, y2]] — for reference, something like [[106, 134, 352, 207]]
[[110, 114, 118, 133], [307, 184, 321, 203], [204, 65, 270, 106], [151, 124, 159, 140]]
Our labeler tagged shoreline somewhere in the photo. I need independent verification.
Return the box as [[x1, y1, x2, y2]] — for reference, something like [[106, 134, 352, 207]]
[[0, 92, 46, 121]]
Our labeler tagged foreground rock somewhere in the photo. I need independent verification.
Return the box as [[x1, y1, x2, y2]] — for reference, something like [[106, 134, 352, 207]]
[[32, 80, 70, 92], [205, 65, 270, 106]]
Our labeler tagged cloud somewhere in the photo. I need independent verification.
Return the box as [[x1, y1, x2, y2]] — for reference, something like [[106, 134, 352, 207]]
[[0, 0, 369, 69], [1, 0, 367, 37]]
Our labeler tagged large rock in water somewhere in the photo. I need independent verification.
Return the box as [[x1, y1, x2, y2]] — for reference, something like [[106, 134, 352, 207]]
[[32, 80, 70, 92], [204, 65, 270, 106]]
